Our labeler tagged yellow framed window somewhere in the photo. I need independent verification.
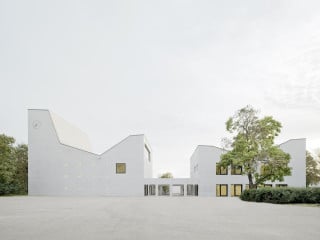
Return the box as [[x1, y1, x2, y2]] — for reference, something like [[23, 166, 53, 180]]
[[216, 164, 228, 175], [216, 184, 228, 197], [231, 184, 243, 197], [116, 163, 126, 174], [231, 165, 242, 175]]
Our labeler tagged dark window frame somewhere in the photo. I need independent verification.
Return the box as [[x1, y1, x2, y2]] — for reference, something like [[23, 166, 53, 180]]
[[276, 184, 288, 188], [144, 184, 148, 196], [149, 184, 156, 195]]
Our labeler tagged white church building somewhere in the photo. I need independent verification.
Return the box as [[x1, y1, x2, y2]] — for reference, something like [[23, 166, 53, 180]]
[[28, 109, 306, 197]]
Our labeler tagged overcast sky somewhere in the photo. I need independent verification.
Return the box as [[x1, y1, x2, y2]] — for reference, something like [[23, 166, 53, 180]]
[[1, 0, 320, 177]]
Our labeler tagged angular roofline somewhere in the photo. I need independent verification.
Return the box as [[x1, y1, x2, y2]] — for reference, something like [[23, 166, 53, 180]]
[[191, 138, 307, 157], [197, 145, 224, 150], [278, 138, 306, 146], [29, 109, 145, 157]]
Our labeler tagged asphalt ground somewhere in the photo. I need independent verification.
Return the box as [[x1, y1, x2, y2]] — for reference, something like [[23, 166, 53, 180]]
[[0, 196, 319, 240]]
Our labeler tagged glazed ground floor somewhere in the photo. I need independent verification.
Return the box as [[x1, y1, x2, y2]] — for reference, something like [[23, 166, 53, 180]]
[[1, 197, 319, 240], [143, 181, 289, 197]]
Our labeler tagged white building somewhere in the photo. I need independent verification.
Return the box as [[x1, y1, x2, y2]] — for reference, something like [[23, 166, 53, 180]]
[[28, 109, 306, 197]]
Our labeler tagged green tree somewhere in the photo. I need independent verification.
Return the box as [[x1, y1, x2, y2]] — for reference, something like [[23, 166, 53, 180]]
[[13, 144, 28, 194], [306, 151, 320, 187], [159, 172, 173, 178], [159, 172, 173, 195], [218, 106, 291, 189], [0, 134, 17, 194]]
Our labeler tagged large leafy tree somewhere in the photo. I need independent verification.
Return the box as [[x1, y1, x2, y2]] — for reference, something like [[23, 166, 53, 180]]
[[0, 134, 17, 194], [159, 172, 173, 178], [0, 134, 28, 195], [159, 172, 173, 195], [14, 144, 28, 193], [306, 151, 320, 187], [218, 106, 291, 189]]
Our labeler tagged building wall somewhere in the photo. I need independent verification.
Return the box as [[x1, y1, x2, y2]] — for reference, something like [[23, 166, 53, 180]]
[[28, 109, 306, 197], [143, 140, 153, 178], [191, 139, 306, 197], [278, 139, 306, 187], [28, 109, 147, 196]]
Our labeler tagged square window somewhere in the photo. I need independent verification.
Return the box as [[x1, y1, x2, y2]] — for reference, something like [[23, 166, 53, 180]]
[[231, 165, 242, 175], [158, 185, 170, 196], [216, 164, 228, 175], [116, 163, 126, 174]]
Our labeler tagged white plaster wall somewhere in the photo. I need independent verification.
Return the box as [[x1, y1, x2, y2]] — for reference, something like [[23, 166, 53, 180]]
[[278, 139, 306, 187], [143, 138, 153, 178], [28, 109, 306, 197], [102, 135, 145, 196], [192, 139, 306, 197], [28, 109, 146, 196], [190, 147, 200, 179]]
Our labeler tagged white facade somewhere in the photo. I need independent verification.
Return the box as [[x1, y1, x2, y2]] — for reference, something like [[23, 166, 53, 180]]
[[28, 109, 306, 197], [190, 139, 306, 197]]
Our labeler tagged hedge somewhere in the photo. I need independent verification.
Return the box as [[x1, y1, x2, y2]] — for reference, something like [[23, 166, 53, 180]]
[[240, 187, 320, 204]]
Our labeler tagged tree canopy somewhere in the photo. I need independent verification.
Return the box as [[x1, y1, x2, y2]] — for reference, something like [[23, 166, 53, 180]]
[[306, 151, 320, 187], [159, 172, 173, 178], [0, 134, 28, 195], [218, 106, 291, 188]]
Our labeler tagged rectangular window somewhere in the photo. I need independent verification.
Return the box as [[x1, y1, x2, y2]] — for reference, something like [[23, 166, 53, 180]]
[[246, 184, 258, 189], [149, 185, 156, 195], [195, 184, 198, 196], [116, 163, 126, 174], [216, 164, 228, 175], [231, 184, 243, 197], [144, 144, 151, 162], [231, 165, 242, 175], [263, 184, 272, 188], [187, 184, 194, 196], [216, 184, 228, 197], [144, 184, 148, 196], [158, 185, 170, 196], [276, 184, 288, 188], [172, 185, 184, 196]]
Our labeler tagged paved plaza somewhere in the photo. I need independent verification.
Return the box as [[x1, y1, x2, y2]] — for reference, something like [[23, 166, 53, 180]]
[[0, 196, 319, 240]]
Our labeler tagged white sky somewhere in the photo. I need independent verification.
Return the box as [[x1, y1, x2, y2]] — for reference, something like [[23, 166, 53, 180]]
[[1, 0, 320, 177]]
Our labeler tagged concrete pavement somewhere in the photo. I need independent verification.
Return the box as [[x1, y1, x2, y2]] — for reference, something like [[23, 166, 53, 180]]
[[0, 196, 319, 240]]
